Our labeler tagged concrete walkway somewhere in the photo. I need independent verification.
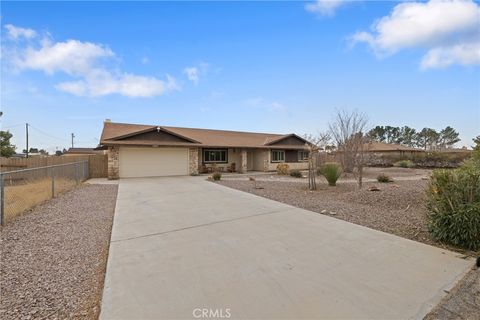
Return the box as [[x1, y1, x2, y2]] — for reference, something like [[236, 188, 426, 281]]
[[100, 177, 472, 320]]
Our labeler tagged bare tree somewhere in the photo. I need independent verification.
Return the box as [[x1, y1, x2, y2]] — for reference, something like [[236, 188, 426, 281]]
[[303, 132, 331, 190], [328, 110, 368, 188]]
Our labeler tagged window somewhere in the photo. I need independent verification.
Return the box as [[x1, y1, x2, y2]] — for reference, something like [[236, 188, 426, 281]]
[[203, 149, 227, 163], [298, 150, 309, 161], [271, 150, 285, 162]]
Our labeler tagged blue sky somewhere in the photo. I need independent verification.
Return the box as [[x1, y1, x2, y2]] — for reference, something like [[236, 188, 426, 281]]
[[1, 0, 479, 153]]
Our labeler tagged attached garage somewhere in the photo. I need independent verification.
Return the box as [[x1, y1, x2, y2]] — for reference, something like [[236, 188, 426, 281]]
[[119, 147, 189, 178]]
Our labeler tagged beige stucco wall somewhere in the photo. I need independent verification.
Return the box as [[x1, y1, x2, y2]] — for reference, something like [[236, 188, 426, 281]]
[[198, 148, 308, 172], [199, 148, 241, 172]]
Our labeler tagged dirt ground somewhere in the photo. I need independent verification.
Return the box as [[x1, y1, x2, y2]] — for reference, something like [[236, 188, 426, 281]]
[[0, 184, 118, 320]]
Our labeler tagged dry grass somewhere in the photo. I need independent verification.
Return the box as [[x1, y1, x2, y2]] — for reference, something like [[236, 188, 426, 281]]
[[4, 178, 78, 223]]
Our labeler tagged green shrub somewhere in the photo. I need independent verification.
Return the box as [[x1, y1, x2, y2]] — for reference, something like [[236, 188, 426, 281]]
[[212, 172, 222, 181], [377, 173, 392, 183], [394, 160, 415, 168], [427, 165, 480, 250], [276, 163, 289, 175], [319, 162, 342, 186], [290, 169, 302, 178]]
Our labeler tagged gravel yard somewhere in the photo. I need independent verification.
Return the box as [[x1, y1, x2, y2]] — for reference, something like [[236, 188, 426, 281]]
[[0, 184, 118, 320], [218, 177, 435, 246]]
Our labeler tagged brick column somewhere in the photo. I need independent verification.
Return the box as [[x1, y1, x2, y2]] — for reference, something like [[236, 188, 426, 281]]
[[189, 148, 199, 175], [108, 146, 119, 180], [239, 149, 248, 173], [263, 150, 270, 172]]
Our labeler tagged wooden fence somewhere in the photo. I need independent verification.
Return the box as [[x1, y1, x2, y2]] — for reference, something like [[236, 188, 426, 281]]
[[0, 155, 108, 178]]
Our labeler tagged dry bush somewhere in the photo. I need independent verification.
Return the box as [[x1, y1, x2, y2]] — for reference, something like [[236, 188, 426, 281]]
[[4, 178, 77, 223], [276, 163, 290, 175]]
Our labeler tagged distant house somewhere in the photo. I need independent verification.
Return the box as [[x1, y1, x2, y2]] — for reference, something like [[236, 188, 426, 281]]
[[63, 147, 106, 156], [364, 142, 424, 156], [98, 121, 311, 179]]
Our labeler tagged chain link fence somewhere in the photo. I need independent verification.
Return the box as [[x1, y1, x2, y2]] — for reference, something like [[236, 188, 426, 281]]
[[0, 161, 89, 225]]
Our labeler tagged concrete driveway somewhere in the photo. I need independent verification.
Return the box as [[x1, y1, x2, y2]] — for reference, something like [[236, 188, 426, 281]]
[[100, 177, 472, 320]]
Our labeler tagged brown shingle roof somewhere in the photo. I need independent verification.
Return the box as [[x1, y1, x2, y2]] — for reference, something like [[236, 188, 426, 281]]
[[65, 147, 103, 154], [365, 142, 423, 152], [100, 122, 307, 149]]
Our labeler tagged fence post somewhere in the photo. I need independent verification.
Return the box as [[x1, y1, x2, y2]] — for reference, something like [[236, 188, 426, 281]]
[[0, 173, 4, 226], [75, 162, 79, 185], [51, 166, 55, 198]]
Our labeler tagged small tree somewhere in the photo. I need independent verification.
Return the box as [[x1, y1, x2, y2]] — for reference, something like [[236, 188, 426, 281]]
[[0, 130, 16, 157], [328, 110, 368, 173], [303, 132, 331, 190], [329, 110, 368, 189]]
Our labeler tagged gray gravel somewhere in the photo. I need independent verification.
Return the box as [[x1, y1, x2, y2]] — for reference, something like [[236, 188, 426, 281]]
[[0, 184, 118, 320], [425, 268, 480, 320], [218, 178, 435, 245]]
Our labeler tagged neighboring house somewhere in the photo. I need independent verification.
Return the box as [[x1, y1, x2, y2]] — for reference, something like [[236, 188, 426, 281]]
[[99, 121, 310, 179], [364, 141, 424, 157], [63, 147, 106, 156]]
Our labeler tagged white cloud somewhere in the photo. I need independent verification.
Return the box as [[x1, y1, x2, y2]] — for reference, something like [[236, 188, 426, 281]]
[[183, 67, 199, 85], [305, 0, 350, 16], [5, 25, 179, 97], [15, 39, 114, 75], [245, 97, 287, 111], [269, 102, 287, 111], [56, 70, 179, 98], [183, 62, 210, 85], [351, 0, 480, 69], [421, 43, 480, 69], [5, 24, 37, 40]]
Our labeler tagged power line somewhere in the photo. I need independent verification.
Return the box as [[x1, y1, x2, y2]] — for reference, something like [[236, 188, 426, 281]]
[[28, 124, 70, 142]]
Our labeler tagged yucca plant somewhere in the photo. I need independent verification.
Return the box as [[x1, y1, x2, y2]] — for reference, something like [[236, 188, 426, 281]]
[[319, 162, 342, 186]]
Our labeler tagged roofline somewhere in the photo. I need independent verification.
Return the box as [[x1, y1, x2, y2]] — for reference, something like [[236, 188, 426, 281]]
[[99, 141, 309, 150], [107, 125, 201, 143], [264, 133, 309, 146], [105, 121, 288, 137]]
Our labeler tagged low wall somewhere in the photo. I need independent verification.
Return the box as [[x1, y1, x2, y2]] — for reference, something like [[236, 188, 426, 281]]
[[266, 162, 309, 171]]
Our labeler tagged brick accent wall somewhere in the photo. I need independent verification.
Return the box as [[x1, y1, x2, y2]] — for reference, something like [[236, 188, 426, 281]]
[[189, 148, 199, 175], [107, 146, 119, 179]]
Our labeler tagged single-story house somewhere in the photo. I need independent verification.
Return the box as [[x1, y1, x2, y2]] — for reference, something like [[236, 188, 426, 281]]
[[364, 141, 424, 155], [99, 121, 310, 179], [63, 147, 106, 156]]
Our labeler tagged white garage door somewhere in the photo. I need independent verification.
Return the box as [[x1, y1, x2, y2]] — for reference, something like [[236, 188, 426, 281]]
[[119, 147, 189, 178]]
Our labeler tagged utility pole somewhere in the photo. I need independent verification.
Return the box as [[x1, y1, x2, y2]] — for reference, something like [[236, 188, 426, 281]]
[[26, 123, 29, 158], [71, 133, 75, 149]]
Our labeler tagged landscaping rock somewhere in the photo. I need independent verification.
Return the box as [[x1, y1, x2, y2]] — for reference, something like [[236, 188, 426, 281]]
[[0, 184, 118, 320]]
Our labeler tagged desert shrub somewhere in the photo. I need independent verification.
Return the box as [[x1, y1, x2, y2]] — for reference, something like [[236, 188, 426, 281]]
[[394, 160, 415, 168], [276, 163, 290, 175], [319, 162, 342, 186], [427, 165, 480, 250], [377, 173, 392, 183], [290, 169, 302, 178], [212, 172, 222, 181]]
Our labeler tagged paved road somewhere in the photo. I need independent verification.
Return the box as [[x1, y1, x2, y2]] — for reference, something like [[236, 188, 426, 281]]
[[100, 177, 472, 320]]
